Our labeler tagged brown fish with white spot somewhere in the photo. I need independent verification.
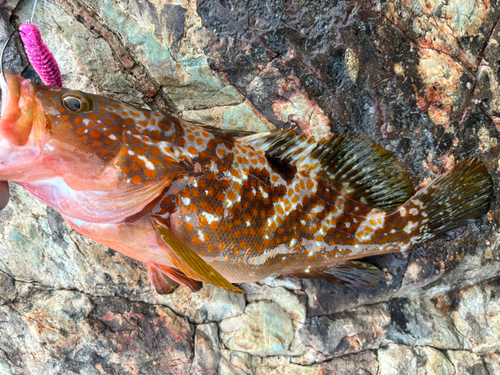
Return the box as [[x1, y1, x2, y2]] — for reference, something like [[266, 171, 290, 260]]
[[0, 70, 494, 294]]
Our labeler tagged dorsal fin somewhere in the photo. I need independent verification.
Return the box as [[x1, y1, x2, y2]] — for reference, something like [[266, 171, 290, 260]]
[[186, 121, 256, 140], [240, 130, 414, 211]]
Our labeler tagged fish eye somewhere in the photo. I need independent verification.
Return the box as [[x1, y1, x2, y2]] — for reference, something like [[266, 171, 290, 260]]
[[62, 97, 81, 112], [61, 92, 93, 113]]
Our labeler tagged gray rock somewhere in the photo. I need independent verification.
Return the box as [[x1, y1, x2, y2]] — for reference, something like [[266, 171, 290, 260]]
[[387, 297, 462, 349], [483, 353, 500, 375], [294, 303, 390, 364], [219, 301, 295, 357], [449, 283, 500, 354], [377, 343, 455, 375], [191, 323, 221, 375], [319, 351, 378, 375], [258, 275, 303, 291], [0, 287, 194, 374], [219, 349, 253, 375], [160, 284, 246, 324], [252, 356, 320, 375], [242, 283, 306, 324], [446, 350, 488, 375]]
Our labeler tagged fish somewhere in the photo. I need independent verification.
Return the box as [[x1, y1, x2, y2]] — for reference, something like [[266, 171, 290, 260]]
[[0, 69, 494, 294]]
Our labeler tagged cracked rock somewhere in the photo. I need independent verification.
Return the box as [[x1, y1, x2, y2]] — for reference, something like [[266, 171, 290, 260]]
[[189, 323, 221, 375], [450, 282, 500, 354], [294, 303, 390, 364], [377, 343, 456, 375], [387, 297, 463, 349], [446, 350, 488, 375], [219, 301, 295, 356], [160, 284, 246, 324]]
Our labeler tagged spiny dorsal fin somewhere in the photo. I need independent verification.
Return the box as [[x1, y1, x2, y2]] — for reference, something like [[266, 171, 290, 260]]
[[241, 130, 414, 211], [189, 122, 256, 140]]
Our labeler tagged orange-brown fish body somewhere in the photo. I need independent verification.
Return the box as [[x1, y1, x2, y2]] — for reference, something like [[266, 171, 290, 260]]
[[0, 71, 494, 292]]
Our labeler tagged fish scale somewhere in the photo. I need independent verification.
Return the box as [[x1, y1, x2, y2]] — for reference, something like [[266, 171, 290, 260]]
[[0, 70, 494, 293], [171, 156, 427, 282]]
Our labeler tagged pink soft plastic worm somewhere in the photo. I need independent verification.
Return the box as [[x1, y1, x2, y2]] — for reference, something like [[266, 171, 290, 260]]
[[19, 23, 62, 87]]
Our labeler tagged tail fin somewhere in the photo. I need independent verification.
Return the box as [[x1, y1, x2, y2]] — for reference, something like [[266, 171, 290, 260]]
[[410, 158, 493, 238]]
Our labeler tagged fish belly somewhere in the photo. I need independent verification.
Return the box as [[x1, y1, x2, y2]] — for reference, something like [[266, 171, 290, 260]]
[[63, 215, 173, 267]]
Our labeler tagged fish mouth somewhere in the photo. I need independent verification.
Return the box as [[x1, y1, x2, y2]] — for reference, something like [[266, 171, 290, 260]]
[[0, 70, 44, 180], [0, 69, 35, 146]]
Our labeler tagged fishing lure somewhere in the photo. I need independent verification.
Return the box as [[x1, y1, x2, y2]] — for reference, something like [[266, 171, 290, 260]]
[[18, 23, 62, 87]]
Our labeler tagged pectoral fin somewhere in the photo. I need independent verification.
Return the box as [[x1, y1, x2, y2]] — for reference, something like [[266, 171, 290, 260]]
[[286, 261, 385, 289], [152, 217, 245, 294], [148, 264, 179, 295]]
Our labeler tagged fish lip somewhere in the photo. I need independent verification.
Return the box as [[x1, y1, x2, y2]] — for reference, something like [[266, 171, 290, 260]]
[[0, 70, 44, 180], [0, 70, 35, 146]]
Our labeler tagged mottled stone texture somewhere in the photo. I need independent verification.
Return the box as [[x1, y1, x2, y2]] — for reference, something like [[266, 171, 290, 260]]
[[1, 0, 500, 373]]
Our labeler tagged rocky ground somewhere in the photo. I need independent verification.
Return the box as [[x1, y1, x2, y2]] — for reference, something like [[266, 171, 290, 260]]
[[0, 0, 500, 374]]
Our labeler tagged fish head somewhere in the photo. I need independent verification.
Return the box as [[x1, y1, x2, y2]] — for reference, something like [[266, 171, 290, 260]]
[[0, 70, 186, 221], [0, 70, 143, 189]]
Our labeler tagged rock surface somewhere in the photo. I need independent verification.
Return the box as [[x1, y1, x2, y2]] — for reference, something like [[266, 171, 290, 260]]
[[1, 0, 500, 373]]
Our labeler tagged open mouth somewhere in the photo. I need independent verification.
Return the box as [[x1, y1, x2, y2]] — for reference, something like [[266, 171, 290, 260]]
[[0, 70, 36, 147], [0, 69, 45, 183]]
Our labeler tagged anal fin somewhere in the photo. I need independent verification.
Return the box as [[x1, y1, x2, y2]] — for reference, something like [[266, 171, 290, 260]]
[[152, 216, 245, 294], [148, 264, 180, 294], [286, 261, 385, 289], [155, 264, 202, 292]]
